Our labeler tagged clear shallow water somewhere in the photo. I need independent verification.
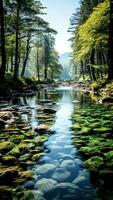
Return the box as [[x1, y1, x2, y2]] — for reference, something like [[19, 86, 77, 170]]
[[29, 88, 96, 200], [0, 88, 97, 200]]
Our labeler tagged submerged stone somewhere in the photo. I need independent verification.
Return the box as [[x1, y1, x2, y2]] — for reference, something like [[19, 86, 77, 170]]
[[14, 190, 45, 200], [35, 178, 57, 193], [52, 168, 71, 182], [36, 164, 56, 175], [60, 159, 75, 170]]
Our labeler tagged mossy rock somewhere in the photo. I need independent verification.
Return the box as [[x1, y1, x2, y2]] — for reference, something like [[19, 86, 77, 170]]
[[22, 127, 31, 131], [8, 146, 20, 157], [0, 186, 13, 200], [14, 190, 45, 200], [85, 156, 104, 169], [99, 169, 113, 183], [32, 152, 44, 161], [18, 142, 34, 151], [89, 122, 101, 129], [19, 170, 33, 180], [72, 139, 86, 147], [9, 142, 34, 157], [2, 155, 16, 165], [25, 131, 35, 139], [0, 141, 15, 154], [93, 127, 112, 133], [0, 166, 19, 185], [71, 123, 81, 130], [10, 134, 25, 144], [18, 153, 31, 162], [79, 127, 92, 135], [79, 146, 101, 157], [105, 151, 113, 160], [101, 133, 111, 138], [34, 135, 48, 144]]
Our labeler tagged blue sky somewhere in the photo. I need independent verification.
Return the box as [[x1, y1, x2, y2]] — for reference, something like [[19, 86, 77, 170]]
[[41, 0, 79, 55]]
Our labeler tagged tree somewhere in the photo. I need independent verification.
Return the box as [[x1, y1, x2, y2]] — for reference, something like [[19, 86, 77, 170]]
[[69, 0, 109, 81], [108, 0, 113, 80], [0, 0, 6, 81]]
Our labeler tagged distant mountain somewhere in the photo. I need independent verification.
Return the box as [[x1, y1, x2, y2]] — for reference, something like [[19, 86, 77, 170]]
[[59, 52, 71, 80], [59, 52, 70, 66]]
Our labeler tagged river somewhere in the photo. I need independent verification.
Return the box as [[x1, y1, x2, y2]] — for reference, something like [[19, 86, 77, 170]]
[[1, 87, 113, 200]]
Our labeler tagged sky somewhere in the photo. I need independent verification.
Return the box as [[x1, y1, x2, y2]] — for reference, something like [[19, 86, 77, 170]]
[[41, 0, 79, 55]]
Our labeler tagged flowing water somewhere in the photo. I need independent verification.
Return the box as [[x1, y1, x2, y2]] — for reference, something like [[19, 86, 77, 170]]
[[1, 87, 113, 200]]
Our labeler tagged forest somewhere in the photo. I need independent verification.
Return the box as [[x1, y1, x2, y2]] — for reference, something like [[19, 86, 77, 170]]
[[0, 0, 113, 87], [1, 1, 113, 200], [0, 0, 62, 84]]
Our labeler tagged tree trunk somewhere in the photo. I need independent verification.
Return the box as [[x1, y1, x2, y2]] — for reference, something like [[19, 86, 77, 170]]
[[0, 0, 6, 81], [108, 0, 113, 80], [11, 46, 14, 73], [13, 2, 20, 79], [87, 64, 93, 80], [90, 48, 96, 81], [36, 47, 40, 81], [21, 32, 31, 77], [81, 60, 85, 80]]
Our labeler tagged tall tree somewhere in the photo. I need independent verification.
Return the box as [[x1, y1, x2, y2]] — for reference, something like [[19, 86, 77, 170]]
[[108, 0, 113, 80], [0, 0, 6, 81]]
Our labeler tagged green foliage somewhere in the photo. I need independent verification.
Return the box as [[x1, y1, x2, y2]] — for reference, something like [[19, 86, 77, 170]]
[[70, 0, 110, 82], [74, 0, 109, 61]]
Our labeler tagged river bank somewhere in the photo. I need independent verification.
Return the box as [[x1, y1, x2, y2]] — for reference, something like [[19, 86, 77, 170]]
[[1, 78, 113, 104], [0, 86, 113, 199]]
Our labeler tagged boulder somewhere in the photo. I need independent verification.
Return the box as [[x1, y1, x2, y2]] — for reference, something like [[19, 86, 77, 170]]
[[2, 155, 16, 165], [52, 168, 71, 182], [60, 159, 76, 170], [102, 97, 113, 103], [0, 119, 6, 129], [0, 186, 13, 200], [85, 156, 104, 169], [0, 111, 13, 121], [35, 178, 57, 193], [54, 182, 81, 197], [0, 167, 19, 185], [14, 190, 45, 200], [19, 170, 33, 180], [0, 141, 15, 154], [36, 164, 56, 175], [43, 108, 56, 114], [34, 124, 49, 133]]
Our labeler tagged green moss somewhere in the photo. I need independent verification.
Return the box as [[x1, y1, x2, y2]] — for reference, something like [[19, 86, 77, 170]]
[[93, 127, 112, 133], [25, 131, 35, 139], [2, 155, 16, 164], [79, 146, 101, 156], [0, 141, 15, 153], [85, 156, 104, 169], [80, 127, 92, 134], [19, 170, 33, 180], [19, 153, 31, 162], [34, 135, 48, 144], [10, 134, 25, 143], [105, 151, 113, 160], [32, 152, 44, 161]]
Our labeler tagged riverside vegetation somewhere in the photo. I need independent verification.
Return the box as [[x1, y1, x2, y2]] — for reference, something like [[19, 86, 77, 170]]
[[1, 0, 113, 200]]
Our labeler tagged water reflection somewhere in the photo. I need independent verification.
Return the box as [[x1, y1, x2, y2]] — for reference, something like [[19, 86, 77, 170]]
[[32, 88, 96, 200], [3, 88, 96, 200]]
